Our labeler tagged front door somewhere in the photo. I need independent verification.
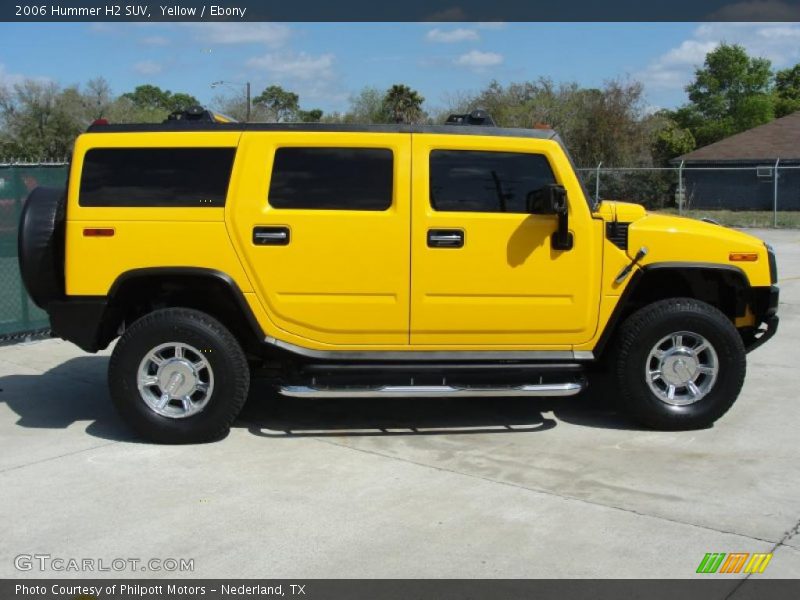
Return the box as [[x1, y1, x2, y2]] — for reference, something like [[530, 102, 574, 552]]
[[230, 132, 412, 347], [410, 134, 601, 347]]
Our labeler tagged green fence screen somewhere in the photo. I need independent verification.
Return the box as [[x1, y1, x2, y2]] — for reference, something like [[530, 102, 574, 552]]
[[0, 163, 69, 337]]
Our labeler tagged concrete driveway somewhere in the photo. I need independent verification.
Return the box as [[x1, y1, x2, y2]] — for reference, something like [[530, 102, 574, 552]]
[[0, 229, 798, 583]]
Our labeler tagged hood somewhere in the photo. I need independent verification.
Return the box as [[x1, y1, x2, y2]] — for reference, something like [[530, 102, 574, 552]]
[[593, 200, 771, 288]]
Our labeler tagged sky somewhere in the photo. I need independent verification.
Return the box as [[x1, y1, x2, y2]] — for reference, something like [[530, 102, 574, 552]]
[[1, 22, 800, 115]]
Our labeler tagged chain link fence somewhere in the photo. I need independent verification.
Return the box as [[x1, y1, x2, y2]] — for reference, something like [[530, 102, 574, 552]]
[[576, 163, 800, 228], [0, 160, 68, 341]]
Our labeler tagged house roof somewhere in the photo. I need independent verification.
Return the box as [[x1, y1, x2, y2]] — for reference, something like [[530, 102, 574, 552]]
[[675, 110, 800, 163]]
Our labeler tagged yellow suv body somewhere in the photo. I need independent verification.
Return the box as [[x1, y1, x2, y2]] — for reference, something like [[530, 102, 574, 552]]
[[18, 118, 779, 442]]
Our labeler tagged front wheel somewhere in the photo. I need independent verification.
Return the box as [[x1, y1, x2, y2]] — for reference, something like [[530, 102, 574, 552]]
[[615, 298, 746, 430], [109, 308, 250, 443]]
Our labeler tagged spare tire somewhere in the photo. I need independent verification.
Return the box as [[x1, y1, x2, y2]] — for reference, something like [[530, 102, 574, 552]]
[[18, 186, 66, 308]]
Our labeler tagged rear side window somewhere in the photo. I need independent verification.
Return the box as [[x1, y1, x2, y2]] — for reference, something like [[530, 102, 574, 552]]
[[79, 147, 235, 207], [430, 150, 556, 213], [268, 147, 393, 211]]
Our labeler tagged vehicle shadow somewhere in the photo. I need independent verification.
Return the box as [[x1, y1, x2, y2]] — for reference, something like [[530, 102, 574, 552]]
[[0, 355, 139, 442], [0, 356, 643, 443]]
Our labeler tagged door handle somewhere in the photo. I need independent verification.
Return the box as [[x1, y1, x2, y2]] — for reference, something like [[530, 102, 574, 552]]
[[427, 229, 464, 248], [253, 226, 290, 246]]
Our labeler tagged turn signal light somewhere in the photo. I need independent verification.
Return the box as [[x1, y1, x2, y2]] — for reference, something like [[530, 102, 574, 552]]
[[83, 228, 115, 237], [729, 252, 758, 262]]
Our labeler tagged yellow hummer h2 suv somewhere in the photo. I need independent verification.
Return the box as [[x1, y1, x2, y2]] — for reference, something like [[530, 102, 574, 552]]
[[18, 109, 779, 443]]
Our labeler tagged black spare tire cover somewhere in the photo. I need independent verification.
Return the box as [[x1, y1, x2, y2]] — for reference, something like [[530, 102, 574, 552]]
[[18, 186, 66, 308]]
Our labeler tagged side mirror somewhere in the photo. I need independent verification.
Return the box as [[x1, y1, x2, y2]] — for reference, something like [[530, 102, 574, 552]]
[[527, 184, 573, 251]]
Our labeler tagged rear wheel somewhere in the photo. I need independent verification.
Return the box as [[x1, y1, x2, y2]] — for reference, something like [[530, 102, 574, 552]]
[[109, 308, 250, 443], [615, 298, 746, 430]]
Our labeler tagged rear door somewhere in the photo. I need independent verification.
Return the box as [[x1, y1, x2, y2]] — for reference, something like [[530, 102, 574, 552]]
[[229, 132, 411, 347], [410, 133, 601, 347]]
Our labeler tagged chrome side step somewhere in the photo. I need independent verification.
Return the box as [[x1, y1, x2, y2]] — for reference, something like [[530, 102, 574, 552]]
[[279, 382, 584, 399]]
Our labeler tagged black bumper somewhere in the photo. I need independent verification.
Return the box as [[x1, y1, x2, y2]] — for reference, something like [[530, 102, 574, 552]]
[[744, 285, 779, 353], [47, 297, 119, 353]]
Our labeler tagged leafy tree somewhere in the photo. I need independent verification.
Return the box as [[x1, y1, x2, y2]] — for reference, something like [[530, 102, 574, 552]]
[[448, 78, 653, 168], [382, 84, 425, 124], [297, 108, 323, 122], [122, 84, 199, 114], [774, 64, 800, 117], [339, 87, 388, 123], [122, 84, 170, 110], [651, 113, 696, 164], [252, 85, 300, 122], [0, 80, 82, 159], [80, 77, 114, 120], [674, 44, 774, 146], [167, 92, 200, 112]]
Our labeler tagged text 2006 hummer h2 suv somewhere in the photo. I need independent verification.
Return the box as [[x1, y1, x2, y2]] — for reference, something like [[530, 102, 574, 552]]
[[18, 110, 779, 443]]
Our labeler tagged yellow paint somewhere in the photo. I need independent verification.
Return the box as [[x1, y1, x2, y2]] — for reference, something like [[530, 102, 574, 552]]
[[409, 134, 600, 346], [625, 209, 771, 287], [64, 130, 776, 353], [228, 132, 412, 345]]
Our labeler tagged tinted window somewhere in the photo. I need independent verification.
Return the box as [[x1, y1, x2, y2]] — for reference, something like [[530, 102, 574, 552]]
[[79, 148, 235, 207], [430, 150, 556, 213], [269, 147, 393, 210]]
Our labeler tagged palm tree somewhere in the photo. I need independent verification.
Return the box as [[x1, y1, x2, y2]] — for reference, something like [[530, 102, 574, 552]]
[[382, 84, 425, 124]]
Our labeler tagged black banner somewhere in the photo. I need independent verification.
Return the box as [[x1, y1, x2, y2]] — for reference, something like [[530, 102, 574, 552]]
[[4, 579, 800, 600], [2, 0, 800, 22]]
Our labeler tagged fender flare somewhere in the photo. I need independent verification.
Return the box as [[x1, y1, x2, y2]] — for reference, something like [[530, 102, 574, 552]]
[[592, 262, 750, 358], [50, 267, 263, 353]]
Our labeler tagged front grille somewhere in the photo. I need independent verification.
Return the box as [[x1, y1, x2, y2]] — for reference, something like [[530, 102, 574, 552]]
[[606, 222, 629, 250]]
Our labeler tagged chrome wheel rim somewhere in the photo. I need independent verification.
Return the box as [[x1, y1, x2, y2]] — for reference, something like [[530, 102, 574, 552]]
[[646, 331, 718, 406], [137, 342, 214, 419]]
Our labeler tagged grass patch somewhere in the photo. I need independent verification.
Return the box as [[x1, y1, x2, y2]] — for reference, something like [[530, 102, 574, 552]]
[[654, 209, 800, 229]]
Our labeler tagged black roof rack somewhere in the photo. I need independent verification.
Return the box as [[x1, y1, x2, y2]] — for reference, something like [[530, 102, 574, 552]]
[[85, 105, 556, 140], [164, 105, 236, 124], [445, 109, 496, 127], [85, 122, 557, 140]]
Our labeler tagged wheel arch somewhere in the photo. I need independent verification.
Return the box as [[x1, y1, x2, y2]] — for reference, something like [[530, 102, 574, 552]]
[[107, 268, 264, 355], [593, 262, 751, 359], [50, 267, 265, 354]]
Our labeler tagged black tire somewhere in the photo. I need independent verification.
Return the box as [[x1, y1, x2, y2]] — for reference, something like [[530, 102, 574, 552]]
[[109, 308, 250, 444], [17, 186, 66, 308], [615, 298, 746, 430]]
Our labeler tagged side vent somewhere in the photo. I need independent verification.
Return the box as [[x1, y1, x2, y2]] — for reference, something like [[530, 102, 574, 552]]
[[606, 222, 630, 250]]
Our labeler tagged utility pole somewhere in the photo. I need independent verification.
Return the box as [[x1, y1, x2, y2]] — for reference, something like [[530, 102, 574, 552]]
[[246, 81, 251, 122]]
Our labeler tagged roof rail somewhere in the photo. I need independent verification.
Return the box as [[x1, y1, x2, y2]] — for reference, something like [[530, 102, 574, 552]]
[[445, 109, 496, 127]]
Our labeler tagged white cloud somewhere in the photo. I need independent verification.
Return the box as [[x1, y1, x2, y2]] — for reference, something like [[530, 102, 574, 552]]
[[0, 64, 49, 87], [426, 27, 479, 43], [133, 60, 163, 76], [141, 35, 169, 46], [638, 40, 719, 91], [185, 23, 291, 47], [247, 52, 335, 81], [637, 23, 800, 92], [454, 50, 503, 70]]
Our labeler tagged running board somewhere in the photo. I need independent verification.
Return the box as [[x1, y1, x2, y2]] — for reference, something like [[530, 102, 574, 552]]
[[279, 382, 584, 399]]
